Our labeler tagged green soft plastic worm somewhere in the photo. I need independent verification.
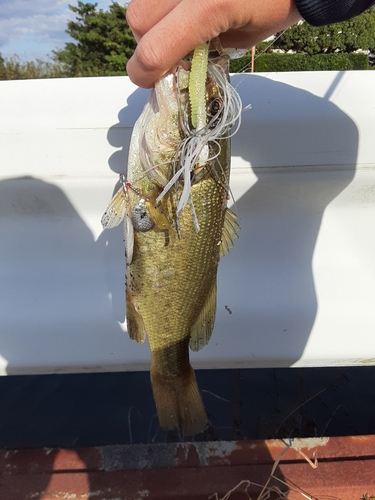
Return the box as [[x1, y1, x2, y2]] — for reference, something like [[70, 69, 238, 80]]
[[189, 42, 209, 130]]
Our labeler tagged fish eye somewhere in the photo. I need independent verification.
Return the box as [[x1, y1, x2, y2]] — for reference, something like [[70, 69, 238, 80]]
[[207, 97, 222, 118]]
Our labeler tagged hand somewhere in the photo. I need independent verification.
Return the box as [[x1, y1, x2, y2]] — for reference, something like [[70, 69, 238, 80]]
[[126, 0, 302, 88]]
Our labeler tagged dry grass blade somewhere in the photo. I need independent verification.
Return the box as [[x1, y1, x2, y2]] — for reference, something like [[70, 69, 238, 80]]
[[273, 369, 349, 437], [293, 449, 318, 469], [208, 480, 251, 500], [209, 479, 289, 500], [209, 439, 319, 500]]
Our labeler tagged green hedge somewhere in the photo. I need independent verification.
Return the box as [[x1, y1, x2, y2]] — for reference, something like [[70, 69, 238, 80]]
[[229, 54, 251, 73], [253, 52, 369, 72]]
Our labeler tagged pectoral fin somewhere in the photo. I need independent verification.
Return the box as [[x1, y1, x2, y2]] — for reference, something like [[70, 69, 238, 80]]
[[220, 208, 240, 257], [189, 280, 217, 352], [126, 290, 146, 344]]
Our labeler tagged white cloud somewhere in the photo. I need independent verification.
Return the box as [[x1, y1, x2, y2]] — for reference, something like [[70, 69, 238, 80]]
[[0, 0, 67, 20], [0, 14, 68, 46]]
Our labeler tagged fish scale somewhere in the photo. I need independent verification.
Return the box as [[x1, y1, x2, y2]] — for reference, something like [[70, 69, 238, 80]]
[[126, 150, 230, 434], [129, 174, 227, 348]]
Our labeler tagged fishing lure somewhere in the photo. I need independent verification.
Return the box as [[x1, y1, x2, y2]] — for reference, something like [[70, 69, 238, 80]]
[[101, 44, 242, 435], [154, 42, 242, 227], [189, 42, 209, 130], [101, 174, 170, 263]]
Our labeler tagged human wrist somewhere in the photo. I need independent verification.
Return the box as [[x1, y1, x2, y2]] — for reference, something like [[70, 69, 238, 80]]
[[295, 0, 375, 26]]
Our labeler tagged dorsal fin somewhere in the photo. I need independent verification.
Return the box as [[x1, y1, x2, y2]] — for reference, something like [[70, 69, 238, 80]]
[[189, 280, 217, 352], [220, 208, 240, 257]]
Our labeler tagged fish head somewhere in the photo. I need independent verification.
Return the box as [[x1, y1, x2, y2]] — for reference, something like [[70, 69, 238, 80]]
[[127, 52, 240, 234]]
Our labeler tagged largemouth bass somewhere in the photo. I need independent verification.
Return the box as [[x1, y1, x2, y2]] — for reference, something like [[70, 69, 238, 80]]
[[102, 47, 241, 435]]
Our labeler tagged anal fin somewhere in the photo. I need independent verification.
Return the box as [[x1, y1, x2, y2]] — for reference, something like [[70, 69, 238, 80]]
[[126, 290, 146, 344], [189, 280, 217, 352], [220, 207, 240, 257]]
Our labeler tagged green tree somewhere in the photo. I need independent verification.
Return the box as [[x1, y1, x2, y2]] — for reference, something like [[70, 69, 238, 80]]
[[53, 1, 136, 77], [0, 55, 68, 80], [273, 7, 375, 55], [0, 53, 5, 79]]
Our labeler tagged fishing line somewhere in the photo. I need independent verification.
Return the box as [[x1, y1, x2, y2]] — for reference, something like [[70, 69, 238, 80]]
[[234, 27, 290, 75], [211, 27, 293, 216], [155, 60, 242, 218], [106, 46, 244, 237]]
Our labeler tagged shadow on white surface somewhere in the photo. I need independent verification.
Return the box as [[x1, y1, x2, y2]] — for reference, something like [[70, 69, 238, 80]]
[[0, 177, 128, 374], [214, 74, 358, 366], [0, 73, 360, 374], [100, 74, 359, 370]]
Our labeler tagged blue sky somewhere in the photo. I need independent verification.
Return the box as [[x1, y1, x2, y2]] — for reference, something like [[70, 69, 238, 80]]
[[0, 0, 118, 61]]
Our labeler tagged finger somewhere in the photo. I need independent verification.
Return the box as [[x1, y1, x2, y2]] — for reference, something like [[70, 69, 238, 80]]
[[126, 0, 182, 41], [220, 1, 302, 48], [126, 0, 230, 87], [126, 0, 301, 88]]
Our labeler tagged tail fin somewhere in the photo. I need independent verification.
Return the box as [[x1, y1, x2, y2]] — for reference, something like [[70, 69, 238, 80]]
[[150, 365, 207, 435]]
